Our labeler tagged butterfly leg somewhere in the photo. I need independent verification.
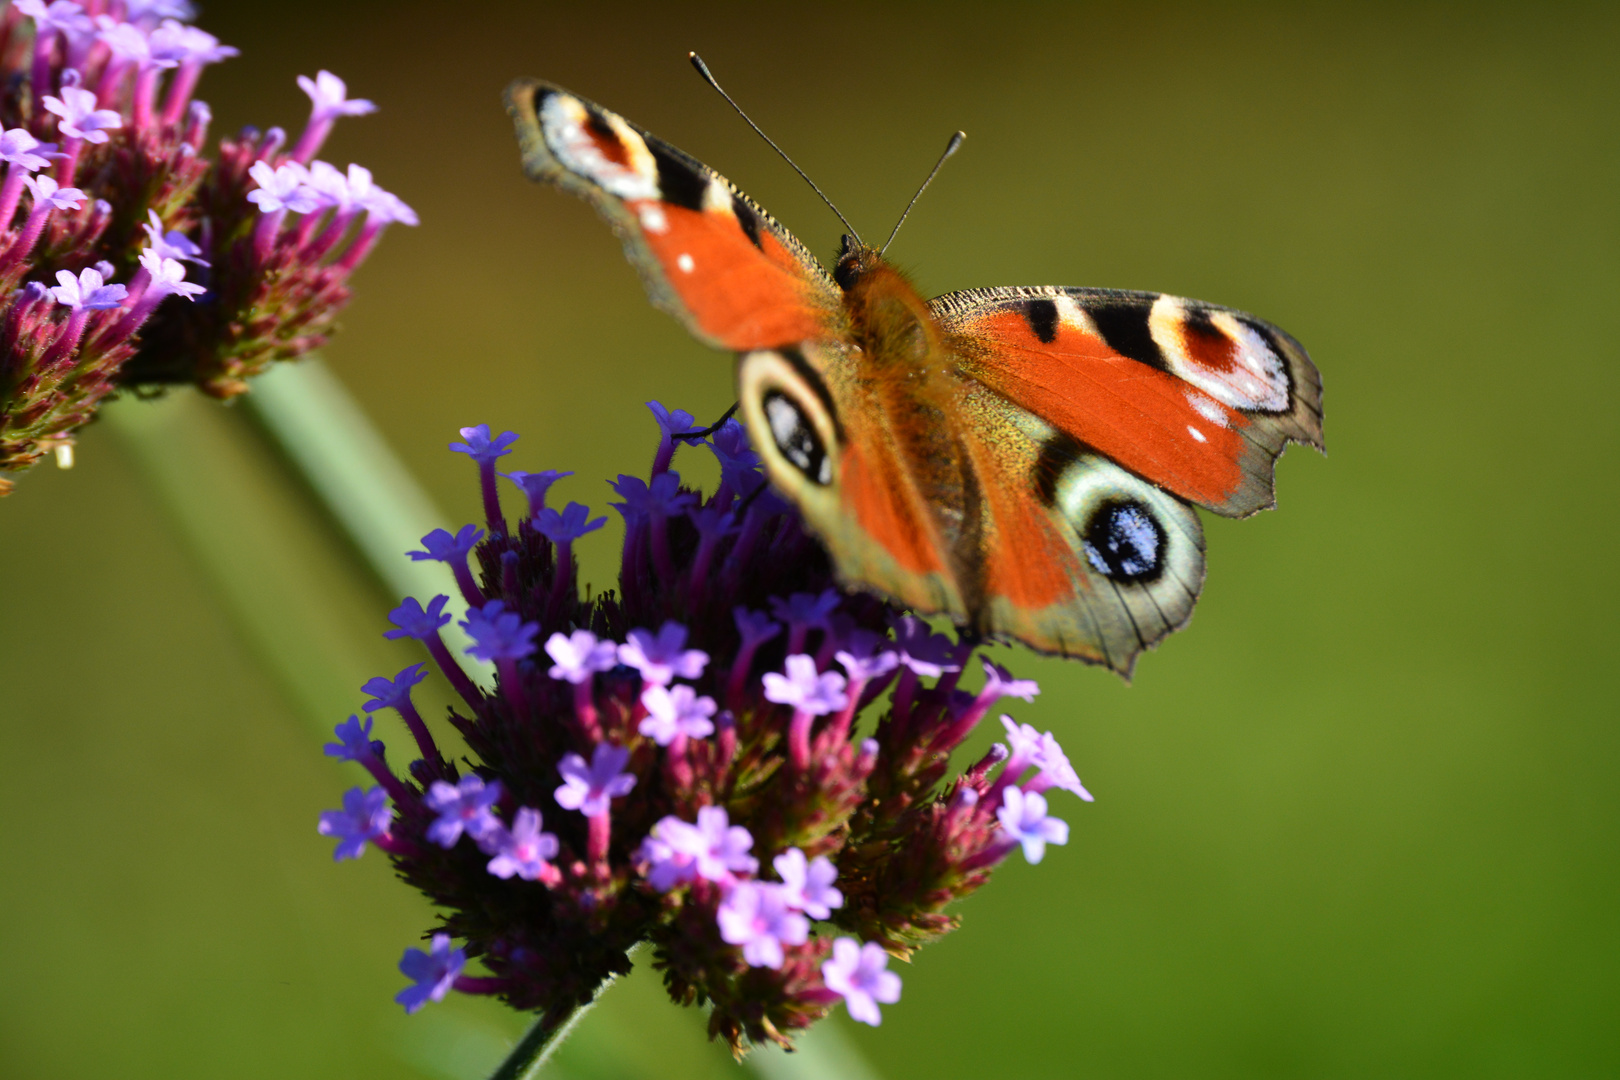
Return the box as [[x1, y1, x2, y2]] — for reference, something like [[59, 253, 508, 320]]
[[672, 402, 740, 443]]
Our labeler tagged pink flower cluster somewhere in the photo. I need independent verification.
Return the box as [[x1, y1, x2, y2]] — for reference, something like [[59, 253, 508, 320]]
[[316, 406, 1095, 1052], [0, 2, 415, 494]]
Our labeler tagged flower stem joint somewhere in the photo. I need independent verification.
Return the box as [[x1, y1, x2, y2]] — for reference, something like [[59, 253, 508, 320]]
[[318, 406, 1094, 1053], [0, 2, 416, 494]]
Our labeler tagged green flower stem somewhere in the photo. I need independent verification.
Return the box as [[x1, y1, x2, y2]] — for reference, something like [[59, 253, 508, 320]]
[[487, 945, 641, 1080]]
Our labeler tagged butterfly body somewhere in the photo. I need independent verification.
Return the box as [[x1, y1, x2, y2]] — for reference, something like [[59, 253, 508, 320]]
[[507, 79, 1324, 675]]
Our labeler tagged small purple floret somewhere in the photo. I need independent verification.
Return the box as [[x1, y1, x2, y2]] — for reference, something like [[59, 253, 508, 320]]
[[448, 424, 519, 464], [762, 654, 848, 717], [503, 469, 571, 515], [485, 807, 560, 881], [637, 806, 757, 890], [535, 501, 606, 543], [638, 683, 717, 746], [822, 938, 902, 1026], [324, 714, 379, 762], [361, 663, 428, 713], [554, 743, 637, 817], [409, 524, 483, 564], [773, 847, 843, 919], [890, 614, 963, 677], [423, 775, 503, 849], [394, 933, 464, 1014], [544, 629, 618, 685], [619, 622, 707, 686], [317, 785, 390, 861], [384, 595, 451, 641], [717, 880, 809, 969], [461, 600, 539, 663], [996, 786, 1069, 864]]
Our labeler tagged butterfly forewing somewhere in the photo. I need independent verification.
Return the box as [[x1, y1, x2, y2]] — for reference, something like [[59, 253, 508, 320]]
[[933, 287, 1323, 518], [505, 79, 844, 351]]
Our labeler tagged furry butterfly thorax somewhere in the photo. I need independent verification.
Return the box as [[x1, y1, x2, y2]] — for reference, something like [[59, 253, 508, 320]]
[[506, 77, 1324, 676]]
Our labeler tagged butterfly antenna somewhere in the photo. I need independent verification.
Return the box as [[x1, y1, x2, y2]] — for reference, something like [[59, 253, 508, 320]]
[[688, 52, 861, 243], [879, 130, 965, 257]]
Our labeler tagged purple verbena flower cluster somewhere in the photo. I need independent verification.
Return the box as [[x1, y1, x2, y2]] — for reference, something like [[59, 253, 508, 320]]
[[0, 1, 416, 494], [318, 405, 1093, 1053]]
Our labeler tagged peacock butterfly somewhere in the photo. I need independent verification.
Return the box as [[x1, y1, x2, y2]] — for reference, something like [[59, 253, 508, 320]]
[[503, 75, 1324, 676]]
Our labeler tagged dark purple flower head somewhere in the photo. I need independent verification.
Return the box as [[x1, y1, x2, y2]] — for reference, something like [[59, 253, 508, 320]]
[[361, 663, 428, 714], [822, 938, 902, 1026], [313, 413, 1094, 1051], [461, 600, 539, 663], [409, 524, 483, 564], [395, 934, 465, 1014], [449, 424, 519, 464], [535, 502, 606, 544], [485, 807, 560, 881], [554, 743, 637, 817], [317, 785, 390, 861], [324, 714, 380, 762], [384, 595, 451, 641], [619, 622, 707, 686], [423, 775, 503, 849]]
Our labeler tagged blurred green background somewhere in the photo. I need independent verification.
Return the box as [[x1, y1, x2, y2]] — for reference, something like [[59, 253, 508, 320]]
[[3, 1, 1618, 1077]]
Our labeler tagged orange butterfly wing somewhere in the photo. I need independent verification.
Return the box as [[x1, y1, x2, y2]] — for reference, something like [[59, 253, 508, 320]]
[[506, 80, 844, 351], [933, 287, 1323, 518]]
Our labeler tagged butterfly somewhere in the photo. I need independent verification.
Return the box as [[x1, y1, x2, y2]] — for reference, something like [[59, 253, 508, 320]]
[[504, 77, 1324, 676]]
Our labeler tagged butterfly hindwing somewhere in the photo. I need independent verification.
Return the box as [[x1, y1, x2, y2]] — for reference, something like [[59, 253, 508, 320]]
[[505, 79, 844, 351], [738, 335, 1207, 674], [933, 287, 1323, 517]]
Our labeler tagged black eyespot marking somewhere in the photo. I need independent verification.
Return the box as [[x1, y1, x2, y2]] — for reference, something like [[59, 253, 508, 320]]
[[1082, 499, 1165, 583], [1024, 299, 1059, 344], [762, 390, 831, 485], [732, 195, 763, 249], [648, 140, 707, 212], [1089, 300, 1168, 372]]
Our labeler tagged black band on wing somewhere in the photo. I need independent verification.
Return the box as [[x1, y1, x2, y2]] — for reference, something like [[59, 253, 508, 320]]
[[648, 140, 707, 211], [1089, 299, 1169, 372], [732, 195, 764, 250], [1024, 298, 1059, 344]]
